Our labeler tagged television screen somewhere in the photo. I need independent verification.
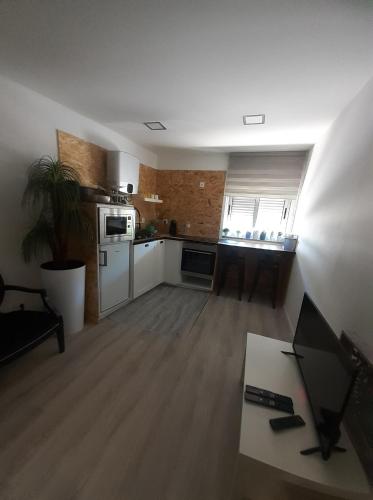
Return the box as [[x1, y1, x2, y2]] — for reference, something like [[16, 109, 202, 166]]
[[293, 294, 356, 460]]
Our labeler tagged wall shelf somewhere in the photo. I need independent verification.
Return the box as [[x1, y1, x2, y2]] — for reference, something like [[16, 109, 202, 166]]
[[143, 197, 163, 203]]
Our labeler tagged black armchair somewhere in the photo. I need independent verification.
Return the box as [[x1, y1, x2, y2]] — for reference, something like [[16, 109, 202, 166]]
[[0, 274, 64, 366]]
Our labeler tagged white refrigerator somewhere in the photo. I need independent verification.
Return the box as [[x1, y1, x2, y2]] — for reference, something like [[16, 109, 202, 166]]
[[99, 241, 130, 313]]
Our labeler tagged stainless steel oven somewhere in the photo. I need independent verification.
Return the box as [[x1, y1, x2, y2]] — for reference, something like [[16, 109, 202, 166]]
[[98, 205, 135, 244], [181, 242, 217, 278]]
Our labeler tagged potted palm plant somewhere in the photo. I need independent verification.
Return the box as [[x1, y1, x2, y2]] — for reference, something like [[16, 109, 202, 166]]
[[22, 156, 91, 334]]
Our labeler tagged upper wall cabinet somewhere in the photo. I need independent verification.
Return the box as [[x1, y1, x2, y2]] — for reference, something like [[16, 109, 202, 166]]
[[107, 151, 140, 194]]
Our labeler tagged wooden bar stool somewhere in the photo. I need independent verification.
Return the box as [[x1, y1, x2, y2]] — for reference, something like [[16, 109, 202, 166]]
[[216, 249, 245, 300], [248, 254, 280, 308]]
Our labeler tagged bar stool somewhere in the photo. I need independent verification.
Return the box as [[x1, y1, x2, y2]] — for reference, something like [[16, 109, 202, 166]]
[[216, 249, 245, 300], [248, 254, 280, 308]]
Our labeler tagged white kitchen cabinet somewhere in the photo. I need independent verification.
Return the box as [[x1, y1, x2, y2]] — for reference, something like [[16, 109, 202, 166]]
[[133, 238, 183, 299], [154, 239, 165, 286], [99, 242, 130, 312], [133, 241, 157, 298], [164, 239, 183, 285]]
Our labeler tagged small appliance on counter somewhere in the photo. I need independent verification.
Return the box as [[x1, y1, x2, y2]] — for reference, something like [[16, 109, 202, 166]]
[[169, 219, 177, 236]]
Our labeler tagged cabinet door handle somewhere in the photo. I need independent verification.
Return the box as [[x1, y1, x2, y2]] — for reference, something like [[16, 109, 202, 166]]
[[99, 250, 108, 267], [145, 243, 149, 247], [160, 240, 164, 244]]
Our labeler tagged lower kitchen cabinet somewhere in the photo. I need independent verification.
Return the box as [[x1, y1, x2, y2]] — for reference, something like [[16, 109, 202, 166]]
[[133, 238, 182, 299], [133, 239, 167, 298], [164, 239, 183, 285], [133, 241, 156, 299], [154, 239, 166, 286]]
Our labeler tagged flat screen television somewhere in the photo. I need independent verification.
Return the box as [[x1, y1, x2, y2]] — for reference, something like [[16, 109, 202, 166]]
[[293, 293, 357, 460]]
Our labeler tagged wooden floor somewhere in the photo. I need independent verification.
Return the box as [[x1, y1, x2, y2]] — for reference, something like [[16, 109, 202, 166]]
[[0, 286, 291, 500]]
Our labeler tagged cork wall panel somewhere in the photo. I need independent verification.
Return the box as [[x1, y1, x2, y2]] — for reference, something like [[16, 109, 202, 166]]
[[57, 128, 225, 238], [57, 130, 107, 188], [156, 170, 226, 238], [67, 203, 99, 323], [138, 164, 158, 196], [131, 196, 157, 227], [131, 164, 158, 226]]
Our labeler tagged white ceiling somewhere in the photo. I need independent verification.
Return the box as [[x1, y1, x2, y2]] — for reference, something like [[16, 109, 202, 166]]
[[1, 0, 373, 153]]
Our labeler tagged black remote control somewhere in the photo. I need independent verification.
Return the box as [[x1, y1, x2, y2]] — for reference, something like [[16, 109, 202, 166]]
[[244, 392, 294, 414], [245, 385, 293, 407], [269, 415, 305, 431]]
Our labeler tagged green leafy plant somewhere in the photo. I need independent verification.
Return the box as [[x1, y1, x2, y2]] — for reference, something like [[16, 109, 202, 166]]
[[22, 156, 91, 266]]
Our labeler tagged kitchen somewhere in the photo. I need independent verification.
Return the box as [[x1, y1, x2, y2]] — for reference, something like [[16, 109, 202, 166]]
[[2, 2, 373, 499], [58, 131, 297, 329]]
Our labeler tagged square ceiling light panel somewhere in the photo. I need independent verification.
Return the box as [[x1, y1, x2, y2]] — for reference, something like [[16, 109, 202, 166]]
[[144, 121, 167, 130], [243, 114, 265, 125]]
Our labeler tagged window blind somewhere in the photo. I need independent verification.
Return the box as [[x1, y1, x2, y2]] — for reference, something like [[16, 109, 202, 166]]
[[229, 196, 256, 227], [256, 198, 286, 228], [230, 196, 256, 217], [225, 152, 306, 199]]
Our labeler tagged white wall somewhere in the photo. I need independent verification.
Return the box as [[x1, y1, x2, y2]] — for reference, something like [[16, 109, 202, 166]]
[[156, 147, 228, 171], [285, 76, 373, 349], [0, 75, 156, 307]]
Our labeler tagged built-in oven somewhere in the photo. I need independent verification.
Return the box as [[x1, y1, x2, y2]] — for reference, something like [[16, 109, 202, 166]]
[[98, 205, 135, 244], [181, 242, 217, 279]]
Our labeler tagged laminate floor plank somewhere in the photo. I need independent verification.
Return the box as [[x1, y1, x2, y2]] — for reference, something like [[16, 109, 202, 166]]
[[0, 286, 291, 500]]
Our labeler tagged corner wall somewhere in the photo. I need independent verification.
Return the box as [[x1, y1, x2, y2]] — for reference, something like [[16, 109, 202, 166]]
[[285, 76, 373, 348]]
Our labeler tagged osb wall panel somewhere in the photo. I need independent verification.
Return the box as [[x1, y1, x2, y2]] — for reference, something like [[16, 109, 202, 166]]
[[67, 203, 99, 323], [57, 130, 157, 227], [138, 164, 158, 195], [57, 130, 107, 188], [156, 170, 226, 238], [131, 164, 158, 226]]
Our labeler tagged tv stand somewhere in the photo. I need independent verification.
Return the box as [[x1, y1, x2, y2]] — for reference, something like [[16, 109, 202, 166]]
[[235, 333, 371, 500], [301, 445, 347, 457], [281, 350, 304, 359]]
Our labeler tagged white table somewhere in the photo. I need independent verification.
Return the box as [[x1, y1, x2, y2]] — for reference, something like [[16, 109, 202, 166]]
[[234, 333, 371, 500]]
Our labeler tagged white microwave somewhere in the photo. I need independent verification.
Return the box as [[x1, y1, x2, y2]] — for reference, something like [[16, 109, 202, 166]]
[[98, 206, 135, 244]]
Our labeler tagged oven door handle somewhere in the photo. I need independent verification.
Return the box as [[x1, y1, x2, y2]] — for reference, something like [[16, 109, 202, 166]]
[[99, 250, 108, 267], [183, 249, 214, 256]]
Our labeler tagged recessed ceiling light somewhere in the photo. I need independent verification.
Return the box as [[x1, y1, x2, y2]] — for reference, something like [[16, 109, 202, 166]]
[[144, 121, 167, 130], [243, 114, 265, 125]]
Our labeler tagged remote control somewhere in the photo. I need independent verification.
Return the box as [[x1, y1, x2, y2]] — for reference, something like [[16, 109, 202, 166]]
[[245, 385, 293, 407], [244, 392, 294, 414], [269, 415, 305, 431]]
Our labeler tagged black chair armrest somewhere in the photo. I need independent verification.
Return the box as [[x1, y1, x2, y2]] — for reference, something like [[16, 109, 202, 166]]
[[5, 285, 62, 320], [42, 295, 63, 320], [5, 285, 47, 296]]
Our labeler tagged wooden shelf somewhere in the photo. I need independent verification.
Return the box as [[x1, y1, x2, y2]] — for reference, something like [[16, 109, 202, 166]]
[[143, 197, 163, 203]]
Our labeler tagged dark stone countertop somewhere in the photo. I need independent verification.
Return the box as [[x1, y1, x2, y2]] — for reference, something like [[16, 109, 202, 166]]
[[133, 234, 296, 253], [132, 234, 218, 246], [217, 238, 296, 253]]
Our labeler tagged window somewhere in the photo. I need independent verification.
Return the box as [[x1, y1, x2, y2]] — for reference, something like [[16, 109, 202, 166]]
[[222, 195, 293, 240], [223, 152, 306, 240]]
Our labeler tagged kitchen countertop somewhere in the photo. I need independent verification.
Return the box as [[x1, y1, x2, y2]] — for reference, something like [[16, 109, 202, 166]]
[[218, 238, 296, 253], [133, 234, 218, 245], [133, 234, 296, 253]]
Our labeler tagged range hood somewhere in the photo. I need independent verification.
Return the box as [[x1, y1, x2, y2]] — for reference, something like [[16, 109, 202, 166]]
[[107, 151, 140, 194]]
